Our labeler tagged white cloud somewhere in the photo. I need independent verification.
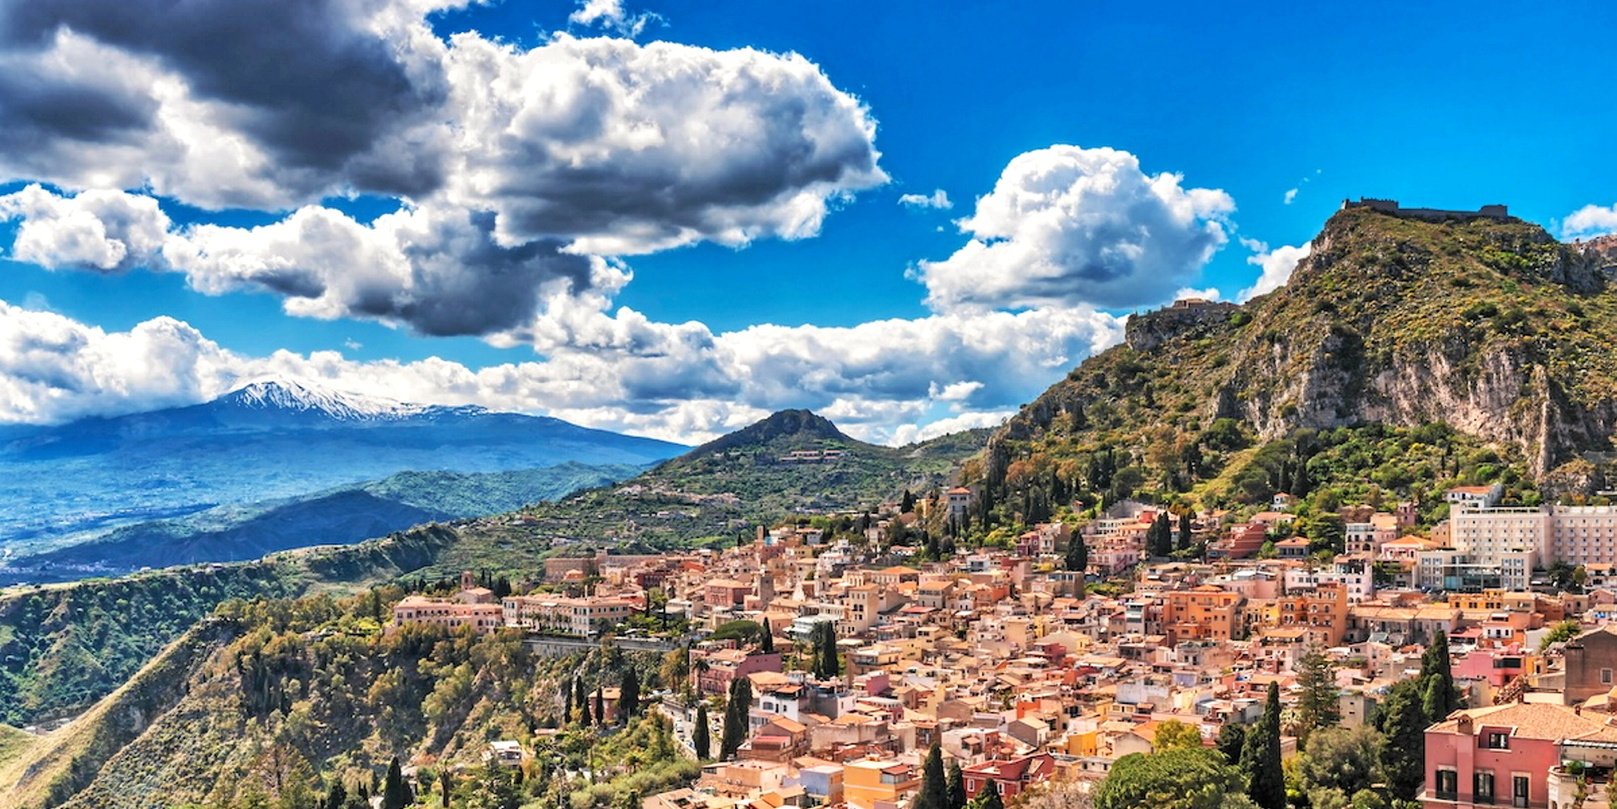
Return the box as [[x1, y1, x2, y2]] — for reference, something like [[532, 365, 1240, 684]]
[[568, 0, 659, 37], [1563, 204, 1617, 239], [0, 186, 622, 340], [440, 34, 885, 255], [913, 145, 1234, 311], [1237, 237, 1311, 301], [0, 7, 884, 256], [0, 297, 1124, 446], [886, 410, 1013, 447], [1174, 287, 1223, 303], [1283, 188, 1299, 205], [899, 189, 952, 210], [0, 184, 170, 271]]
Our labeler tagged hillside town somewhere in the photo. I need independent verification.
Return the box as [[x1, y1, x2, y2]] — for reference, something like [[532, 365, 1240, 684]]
[[390, 484, 1617, 809]]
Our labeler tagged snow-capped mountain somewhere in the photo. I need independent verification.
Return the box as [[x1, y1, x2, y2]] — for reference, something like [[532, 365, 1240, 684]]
[[213, 379, 438, 422]]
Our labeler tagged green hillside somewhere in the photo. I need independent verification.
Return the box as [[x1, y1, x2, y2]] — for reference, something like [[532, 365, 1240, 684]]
[[10, 463, 645, 578], [965, 205, 1617, 531], [3, 588, 684, 809], [0, 415, 984, 728]]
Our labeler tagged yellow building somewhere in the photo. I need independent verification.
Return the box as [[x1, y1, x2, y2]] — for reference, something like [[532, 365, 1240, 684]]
[[843, 759, 919, 809]]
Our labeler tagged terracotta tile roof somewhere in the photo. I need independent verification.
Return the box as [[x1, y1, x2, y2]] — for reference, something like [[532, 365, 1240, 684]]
[[1429, 702, 1617, 742]]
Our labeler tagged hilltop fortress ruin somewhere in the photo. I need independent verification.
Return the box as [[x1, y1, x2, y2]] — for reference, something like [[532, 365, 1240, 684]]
[[1343, 197, 1513, 221]]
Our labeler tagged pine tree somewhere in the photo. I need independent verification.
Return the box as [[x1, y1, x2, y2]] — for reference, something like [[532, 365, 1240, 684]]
[[914, 743, 947, 809], [972, 779, 1003, 809], [760, 618, 775, 654], [1294, 643, 1340, 742], [945, 761, 967, 809], [694, 702, 712, 759], [621, 668, 642, 721], [382, 758, 410, 809], [1240, 682, 1285, 809]]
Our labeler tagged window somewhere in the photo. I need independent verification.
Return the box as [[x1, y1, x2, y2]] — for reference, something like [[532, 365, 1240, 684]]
[[1603, 668, 1613, 685], [1476, 771, 1496, 805], [1486, 732, 1511, 750], [1436, 770, 1459, 801]]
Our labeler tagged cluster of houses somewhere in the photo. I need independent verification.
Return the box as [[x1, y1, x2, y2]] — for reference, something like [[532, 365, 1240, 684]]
[[390, 486, 1617, 809]]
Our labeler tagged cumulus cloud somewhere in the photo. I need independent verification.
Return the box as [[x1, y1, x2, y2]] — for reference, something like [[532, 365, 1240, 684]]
[[0, 3, 884, 254], [887, 410, 1013, 447], [1563, 204, 1617, 239], [913, 145, 1234, 311], [899, 189, 952, 210], [1283, 188, 1299, 205], [0, 296, 1124, 445], [0, 184, 170, 271], [568, 0, 659, 37], [441, 35, 885, 254], [0, 0, 457, 208], [1237, 237, 1311, 301], [0, 186, 619, 339]]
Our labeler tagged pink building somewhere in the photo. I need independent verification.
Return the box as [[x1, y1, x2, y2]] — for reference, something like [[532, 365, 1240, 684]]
[[1422, 703, 1617, 809], [694, 648, 783, 696], [1451, 649, 1535, 689]]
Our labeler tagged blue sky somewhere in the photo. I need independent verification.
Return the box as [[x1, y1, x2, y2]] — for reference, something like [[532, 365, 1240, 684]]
[[0, 0, 1614, 442]]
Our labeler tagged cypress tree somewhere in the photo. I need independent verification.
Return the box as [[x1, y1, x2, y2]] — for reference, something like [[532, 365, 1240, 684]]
[[694, 702, 712, 759], [1420, 630, 1460, 720], [720, 677, 752, 759], [577, 677, 591, 725], [1064, 536, 1088, 575], [760, 618, 775, 654], [1215, 722, 1247, 765], [972, 780, 1003, 809], [382, 758, 410, 809], [324, 782, 346, 809], [439, 769, 452, 808], [915, 743, 947, 809], [1379, 678, 1428, 800], [563, 678, 574, 724], [1177, 511, 1194, 552], [1240, 682, 1285, 809], [945, 761, 967, 809], [815, 622, 841, 679], [594, 685, 605, 726], [621, 668, 641, 721]]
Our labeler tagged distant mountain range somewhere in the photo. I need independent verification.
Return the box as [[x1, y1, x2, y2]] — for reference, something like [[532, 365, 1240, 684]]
[[0, 379, 685, 571]]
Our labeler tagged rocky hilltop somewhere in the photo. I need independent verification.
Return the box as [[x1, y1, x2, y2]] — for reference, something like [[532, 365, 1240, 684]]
[[984, 203, 1617, 506]]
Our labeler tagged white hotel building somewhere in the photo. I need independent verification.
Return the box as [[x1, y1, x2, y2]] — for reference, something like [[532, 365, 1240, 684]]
[[1445, 494, 1617, 588]]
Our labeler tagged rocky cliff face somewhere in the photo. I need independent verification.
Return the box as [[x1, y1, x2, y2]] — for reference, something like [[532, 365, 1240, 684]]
[[988, 205, 1617, 486]]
